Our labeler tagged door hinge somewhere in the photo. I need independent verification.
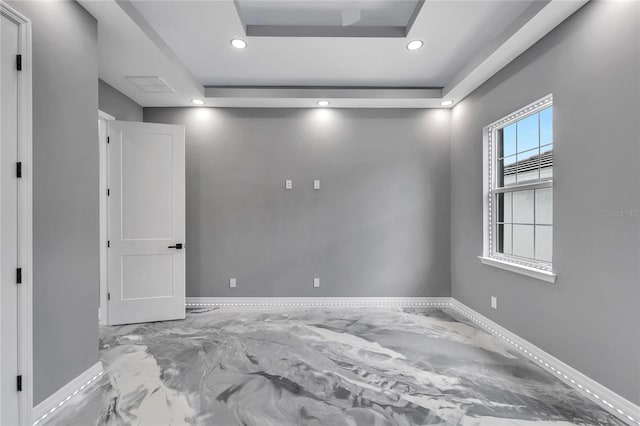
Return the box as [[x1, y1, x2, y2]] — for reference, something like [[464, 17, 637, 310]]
[[107, 188, 110, 196], [107, 292, 111, 301], [16, 55, 22, 71], [16, 268, 22, 284], [107, 136, 110, 144], [107, 240, 110, 248], [17, 375, 22, 392], [16, 162, 22, 178]]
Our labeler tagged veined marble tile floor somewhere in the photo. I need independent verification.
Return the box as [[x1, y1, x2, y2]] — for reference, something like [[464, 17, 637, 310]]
[[40, 307, 628, 426]]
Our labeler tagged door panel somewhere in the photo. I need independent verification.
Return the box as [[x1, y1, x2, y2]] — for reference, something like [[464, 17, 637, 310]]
[[121, 133, 174, 240], [121, 254, 174, 300], [107, 121, 185, 325]]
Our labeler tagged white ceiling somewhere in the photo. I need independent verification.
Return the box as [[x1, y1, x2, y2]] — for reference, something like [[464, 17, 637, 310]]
[[130, 0, 533, 88], [79, 0, 588, 108]]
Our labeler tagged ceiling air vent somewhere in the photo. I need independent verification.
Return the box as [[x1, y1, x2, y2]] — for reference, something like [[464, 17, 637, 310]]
[[126, 76, 175, 94]]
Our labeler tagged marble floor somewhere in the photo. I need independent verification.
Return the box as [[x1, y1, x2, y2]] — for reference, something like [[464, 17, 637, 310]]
[[39, 307, 627, 426]]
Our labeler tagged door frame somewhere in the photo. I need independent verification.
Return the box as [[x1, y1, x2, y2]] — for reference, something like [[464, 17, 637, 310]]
[[1, 3, 33, 425], [98, 110, 114, 326]]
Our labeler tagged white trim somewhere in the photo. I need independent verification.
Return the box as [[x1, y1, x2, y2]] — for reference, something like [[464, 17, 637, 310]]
[[478, 256, 557, 283], [97, 111, 114, 326], [487, 94, 553, 130], [1, 3, 33, 425], [186, 296, 452, 308], [492, 180, 552, 194], [449, 299, 640, 425], [98, 110, 115, 121], [32, 362, 103, 426]]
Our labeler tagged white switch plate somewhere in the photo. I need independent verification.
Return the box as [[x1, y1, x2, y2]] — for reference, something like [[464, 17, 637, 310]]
[[229, 278, 237, 288], [313, 278, 320, 288], [491, 296, 497, 309], [313, 180, 320, 190], [285, 179, 292, 189]]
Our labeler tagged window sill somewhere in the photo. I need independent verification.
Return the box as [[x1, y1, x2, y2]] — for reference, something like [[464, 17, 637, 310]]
[[478, 256, 557, 283]]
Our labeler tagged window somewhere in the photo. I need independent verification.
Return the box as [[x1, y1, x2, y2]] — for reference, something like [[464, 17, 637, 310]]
[[481, 95, 556, 282]]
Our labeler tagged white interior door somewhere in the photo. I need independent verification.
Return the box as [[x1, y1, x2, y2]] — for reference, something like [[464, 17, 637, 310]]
[[107, 121, 186, 325], [1, 12, 21, 425]]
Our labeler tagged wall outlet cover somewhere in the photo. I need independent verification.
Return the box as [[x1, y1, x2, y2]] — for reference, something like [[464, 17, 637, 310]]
[[491, 296, 498, 309], [285, 180, 292, 189], [314, 180, 320, 190], [313, 278, 320, 288], [230, 278, 237, 288]]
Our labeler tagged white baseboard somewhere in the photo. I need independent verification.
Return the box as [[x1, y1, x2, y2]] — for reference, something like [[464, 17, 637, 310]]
[[448, 299, 640, 426], [186, 296, 639, 424], [186, 296, 452, 308], [32, 361, 103, 425]]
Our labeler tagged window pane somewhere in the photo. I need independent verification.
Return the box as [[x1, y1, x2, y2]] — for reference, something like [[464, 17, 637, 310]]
[[497, 224, 512, 255], [504, 192, 512, 222], [497, 193, 512, 223], [499, 155, 517, 187], [540, 145, 553, 180], [535, 188, 553, 225], [513, 224, 534, 258], [535, 225, 552, 262], [517, 113, 539, 152], [503, 124, 516, 157], [504, 224, 512, 255], [513, 189, 534, 223], [490, 99, 553, 267], [516, 149, 540, 184], [540, 106, 552, 146]]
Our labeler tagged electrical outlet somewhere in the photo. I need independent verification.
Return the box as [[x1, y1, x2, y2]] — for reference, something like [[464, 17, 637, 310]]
[[229, 278, 237, 288], [313, 278, 320, 288], [313, 180, 320, 190], [285, 179, 292, 189], [491, 296, 498, 310]]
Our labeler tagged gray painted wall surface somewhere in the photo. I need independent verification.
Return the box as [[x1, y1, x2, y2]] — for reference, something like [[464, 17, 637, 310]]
[[144, 108, 451, 297], [450, 1, 640, 404], [7, 1, 100, 404], [99, 79, 143, 122]]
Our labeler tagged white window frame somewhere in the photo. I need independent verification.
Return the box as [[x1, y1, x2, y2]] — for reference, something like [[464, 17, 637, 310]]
[[479, 94, 557, 283]]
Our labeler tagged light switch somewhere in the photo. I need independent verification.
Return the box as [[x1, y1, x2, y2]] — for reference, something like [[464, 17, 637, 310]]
[[285, 179, 293, 190], [491, 296, 497, 309], [313, 180, 320, 190], [229, 278, 237, 288], [313, 278, 320, 288]]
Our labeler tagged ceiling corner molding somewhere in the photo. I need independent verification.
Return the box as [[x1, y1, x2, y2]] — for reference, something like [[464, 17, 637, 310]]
[[203, 86, 444, 108], [443, 0, 588, 103]]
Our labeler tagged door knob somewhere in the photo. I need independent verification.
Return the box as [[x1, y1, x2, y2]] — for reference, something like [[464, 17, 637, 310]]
[[168, 243, 183, 249]]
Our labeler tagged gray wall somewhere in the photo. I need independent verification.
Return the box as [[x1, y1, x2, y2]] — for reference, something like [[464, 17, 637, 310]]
[[450, 1, 640, 404], [144, 108, 451, 297], [98, 79, 143, 122], [7, 1, 100, 405]]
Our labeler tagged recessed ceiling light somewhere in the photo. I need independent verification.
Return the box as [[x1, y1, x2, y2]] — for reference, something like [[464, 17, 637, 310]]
[[191, 99, 205, 105], [406, 40, 423, 51], [317, 100, 330, 107], [230, 38, 247, 49], [440, 100, 454, 107]]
